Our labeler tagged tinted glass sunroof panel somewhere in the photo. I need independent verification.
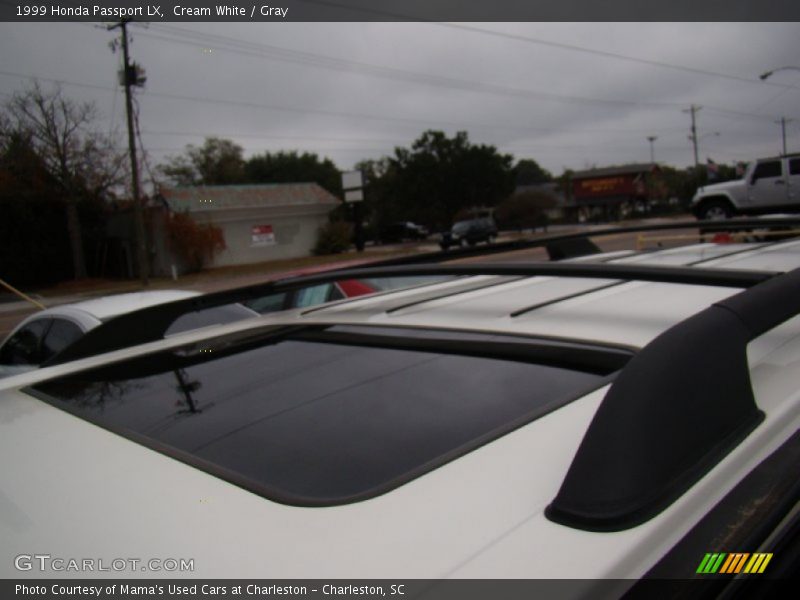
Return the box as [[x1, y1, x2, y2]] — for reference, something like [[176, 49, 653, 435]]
[[30, 328, 614, 505]]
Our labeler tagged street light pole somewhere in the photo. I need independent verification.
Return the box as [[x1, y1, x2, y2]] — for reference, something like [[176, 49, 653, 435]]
[[646, 136, 657, 164], [775, 117, 791, 156], [759, 66, 800, 80], [759, 67, 799, 155], [775, 116, 793, 156]]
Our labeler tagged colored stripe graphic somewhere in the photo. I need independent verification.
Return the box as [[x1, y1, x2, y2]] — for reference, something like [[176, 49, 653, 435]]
[[720, 553, 749, 574], [697, 553, 726, 573], [697, 552, 773, 574], [743, 553, 773, 574]]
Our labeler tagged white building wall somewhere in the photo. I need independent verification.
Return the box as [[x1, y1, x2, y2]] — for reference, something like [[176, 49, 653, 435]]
[[192, 205, 332, 268]]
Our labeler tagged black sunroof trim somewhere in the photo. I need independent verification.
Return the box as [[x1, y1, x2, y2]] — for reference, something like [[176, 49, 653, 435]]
[[27, 325, 626, 507]]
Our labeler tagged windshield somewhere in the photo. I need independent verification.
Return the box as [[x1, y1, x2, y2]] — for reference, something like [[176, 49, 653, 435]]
[[452, 221, 472, 234]]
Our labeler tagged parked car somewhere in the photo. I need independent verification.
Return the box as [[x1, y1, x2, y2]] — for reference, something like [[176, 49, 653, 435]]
[[0, 290, 257, 378], [243, 279, 377, 313], [244, 272, 450, 314], [377, 221, 429, 243], [692, 153, 800, 220], [2, 221, 800, 587], [440, 216, 498, 249]]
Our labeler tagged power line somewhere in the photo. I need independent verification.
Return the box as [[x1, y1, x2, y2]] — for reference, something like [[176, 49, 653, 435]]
[[2, 69, 788, 159], [290, 1, 800, 92], [6, 22, 797, 130], [435, 23, 800, 92], [0, 68, 690, 135], [133, 23, 799, 123], [2, 70, 791, 161], [141, 129, 414, 144], [1, 76, 785, 160], [134, 24, 678, 111]]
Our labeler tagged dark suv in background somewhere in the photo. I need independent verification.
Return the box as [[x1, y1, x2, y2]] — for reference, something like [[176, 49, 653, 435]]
[[440, 216, 498, 249]]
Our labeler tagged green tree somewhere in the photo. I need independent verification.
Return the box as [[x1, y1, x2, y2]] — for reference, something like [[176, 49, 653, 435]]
[[160, 137, 246, 186], [386, 130, 515, 229], [354, 157, 400, 235], [494, 191, 557, 231], [245, 150, 342, 196], [556, 168, 575, 202], [514, 159, 552, 186], [657, 165, 699, 208]]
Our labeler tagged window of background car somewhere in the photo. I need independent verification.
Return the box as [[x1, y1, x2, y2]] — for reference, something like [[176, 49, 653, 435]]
[[452, 221, 471, 234], [790, 158, 800, 176], [244, 292, 289, 314], [752, 160, 782, 181], [39, 318, 83, 362], [0, 318, 52, 365], [165, 304, 257, 335], [293, 283, 342, 307]]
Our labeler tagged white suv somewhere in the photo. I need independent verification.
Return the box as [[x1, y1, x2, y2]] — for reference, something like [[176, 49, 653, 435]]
[[1, 219, 799, 590], [692, 154, 800, 219]]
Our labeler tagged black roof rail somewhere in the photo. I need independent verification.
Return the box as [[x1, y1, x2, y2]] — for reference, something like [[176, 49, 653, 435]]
[[366, 216, 800, 267], [545, 265, 800, 531], [46, 262, 779, 366]]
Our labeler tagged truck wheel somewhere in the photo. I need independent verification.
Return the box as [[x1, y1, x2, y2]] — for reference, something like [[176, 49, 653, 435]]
[[699, 200, 733, 220]]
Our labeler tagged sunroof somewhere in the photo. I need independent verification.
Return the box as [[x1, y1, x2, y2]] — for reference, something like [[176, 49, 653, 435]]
[[29, 326, 626, 505]]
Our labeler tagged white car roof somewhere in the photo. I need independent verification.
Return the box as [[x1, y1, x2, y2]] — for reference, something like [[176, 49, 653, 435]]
[[2, 235, 800, 580], [4, 290, 201, 338], [47, 289, 199, 321]]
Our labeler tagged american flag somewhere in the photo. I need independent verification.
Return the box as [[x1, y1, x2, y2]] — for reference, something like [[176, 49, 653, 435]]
[[706, 158, 719, 181]]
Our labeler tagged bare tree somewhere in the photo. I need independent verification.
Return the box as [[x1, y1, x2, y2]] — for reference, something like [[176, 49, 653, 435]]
[[1, 83, 127, 279]]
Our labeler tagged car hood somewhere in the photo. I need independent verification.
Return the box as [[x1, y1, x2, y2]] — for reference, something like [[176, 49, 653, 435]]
[[694, 178, 744, 197]]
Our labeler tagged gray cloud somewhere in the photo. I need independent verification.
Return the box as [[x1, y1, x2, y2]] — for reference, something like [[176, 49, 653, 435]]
[[1, 21, 798, 177]]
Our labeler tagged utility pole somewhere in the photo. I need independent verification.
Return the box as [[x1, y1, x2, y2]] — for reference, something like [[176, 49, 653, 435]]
[[683, 105, 702, 171], [776, 117, 793, 155], [646, 136, 658, 164], [109, 19, 148, 285], [759, 68, 799, 156]]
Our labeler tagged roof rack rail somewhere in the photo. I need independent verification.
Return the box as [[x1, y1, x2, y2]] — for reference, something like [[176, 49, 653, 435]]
[[367, 216, 800, 267], [545, 265, 800, 531], [47, 262, 779, 366]]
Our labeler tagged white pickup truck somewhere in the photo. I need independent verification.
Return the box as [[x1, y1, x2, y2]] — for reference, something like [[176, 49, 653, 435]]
[[692, 153, 800, 219]]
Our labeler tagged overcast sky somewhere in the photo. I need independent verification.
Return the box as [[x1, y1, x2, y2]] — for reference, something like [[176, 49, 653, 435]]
[[1, 21, 799, 178]]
